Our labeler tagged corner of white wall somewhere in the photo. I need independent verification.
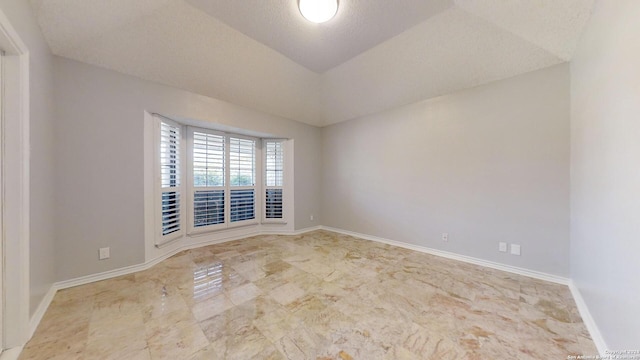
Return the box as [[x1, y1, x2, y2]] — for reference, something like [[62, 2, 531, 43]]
[[568, 281, 608, 355]]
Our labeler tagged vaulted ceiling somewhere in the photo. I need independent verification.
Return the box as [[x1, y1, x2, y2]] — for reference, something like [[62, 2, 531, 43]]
[[31, 0, 594, 126]]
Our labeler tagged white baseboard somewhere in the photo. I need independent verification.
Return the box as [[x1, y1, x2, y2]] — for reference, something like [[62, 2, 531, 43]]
[[569, 281, 607, 355], [320, 226, 570, 285], [290, 225, 322, 235], [28, 286, 57, 339], [260, 225, 321, 235], [0, 347, 23, 360]]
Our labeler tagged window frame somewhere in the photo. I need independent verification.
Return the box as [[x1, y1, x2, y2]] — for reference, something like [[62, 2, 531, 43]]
[[228, 134, 260, 226], [263, 139, 286, 223], [154, 117, 186, 247], [186, 126, 261, 235], [187, 127, 228, 234]]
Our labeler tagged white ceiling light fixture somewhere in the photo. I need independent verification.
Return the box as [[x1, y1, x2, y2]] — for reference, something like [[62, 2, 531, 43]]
[[298, 0, 338, 24]]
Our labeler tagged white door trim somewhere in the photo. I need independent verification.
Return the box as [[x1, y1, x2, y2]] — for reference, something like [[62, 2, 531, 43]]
[[0, 47, 4, 356], [0, 8, 31, 350]]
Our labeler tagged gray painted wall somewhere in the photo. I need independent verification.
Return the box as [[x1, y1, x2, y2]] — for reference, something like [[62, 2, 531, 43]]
[[570, 0, 640, 349], [321, 64, 571, 276], [53, 57, 321, 281], [0, 0, 56, 316]]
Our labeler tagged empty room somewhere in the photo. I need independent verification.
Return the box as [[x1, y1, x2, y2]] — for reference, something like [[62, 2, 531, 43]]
[[0, 0, 638, 359]]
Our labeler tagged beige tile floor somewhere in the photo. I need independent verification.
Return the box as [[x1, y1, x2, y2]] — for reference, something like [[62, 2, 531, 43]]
[[20, 230, 598, 359]]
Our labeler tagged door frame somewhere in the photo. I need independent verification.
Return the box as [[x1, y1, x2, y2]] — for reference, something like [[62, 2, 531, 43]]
[[0, 43, 3, 356], [0, 8, 31, 350]]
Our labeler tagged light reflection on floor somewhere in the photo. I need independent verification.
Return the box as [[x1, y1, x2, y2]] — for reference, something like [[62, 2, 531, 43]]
[[193, 263, 224, 301]]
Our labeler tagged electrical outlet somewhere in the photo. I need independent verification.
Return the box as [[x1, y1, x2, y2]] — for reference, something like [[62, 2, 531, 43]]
[[510, 244, 521, 256], [441, 233, 448, 242], [499, 242, 508, 252], [99, 247, 110, 260], [310, 214, 314, 221]]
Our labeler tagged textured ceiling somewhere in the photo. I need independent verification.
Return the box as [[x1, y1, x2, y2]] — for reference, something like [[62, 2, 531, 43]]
[[31, 0, 594, 126], [185, 0, 453, 73]]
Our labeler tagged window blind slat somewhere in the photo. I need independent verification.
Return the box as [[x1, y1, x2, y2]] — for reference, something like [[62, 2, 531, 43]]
[[160, 122, 181, 188], [194, 190, 225, 227], [230, 137, 255, 187], [265, 140, 284, 219], [230, 189, 255, 222], [161, 191, 181, 235], [193, 132, 225, 187], [265, 141, 284, 187], [265, 189, 283, 219], [160, 120, 182, 237]]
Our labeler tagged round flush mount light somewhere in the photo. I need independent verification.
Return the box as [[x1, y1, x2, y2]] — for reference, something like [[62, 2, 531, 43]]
[[298, 0, 338, 23]]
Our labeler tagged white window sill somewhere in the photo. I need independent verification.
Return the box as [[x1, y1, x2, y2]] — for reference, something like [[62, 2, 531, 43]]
[[261, 220, 288, 225], [187, 221, 260, 237]]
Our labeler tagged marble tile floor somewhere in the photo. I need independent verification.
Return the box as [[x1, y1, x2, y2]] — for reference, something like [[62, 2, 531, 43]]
[[19, 230, 598, 359]]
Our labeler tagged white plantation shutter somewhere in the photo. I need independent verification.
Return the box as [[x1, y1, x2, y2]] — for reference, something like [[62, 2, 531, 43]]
[[161, 192, 180, 236], [160, 122, 181, 189], [230, 189, 255, 222], [191, 130, 226, 230], [265, 140, 284, 220], [158, 120, 183, 243], [229, 137, 256, 222], [193, 190, 225, 227], [155, 118, 291, 245], [188, 130, 258, 231], [193, 132, 225, 187], [229, 137, 255, 186], [265, 141, 284, 187]]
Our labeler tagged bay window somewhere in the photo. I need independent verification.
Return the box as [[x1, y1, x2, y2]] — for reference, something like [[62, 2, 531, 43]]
[[154, 115, 288, 245]]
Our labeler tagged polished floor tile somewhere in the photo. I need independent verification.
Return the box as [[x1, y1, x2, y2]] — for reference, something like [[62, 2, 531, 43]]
[[19, 230, 598, 359]]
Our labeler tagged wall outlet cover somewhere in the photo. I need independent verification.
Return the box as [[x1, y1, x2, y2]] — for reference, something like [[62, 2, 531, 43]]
[[99, 247, 110, 260], [499, 242, 508, 252], [442, 233, 449, 242], [511, 244, 521, 256]]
